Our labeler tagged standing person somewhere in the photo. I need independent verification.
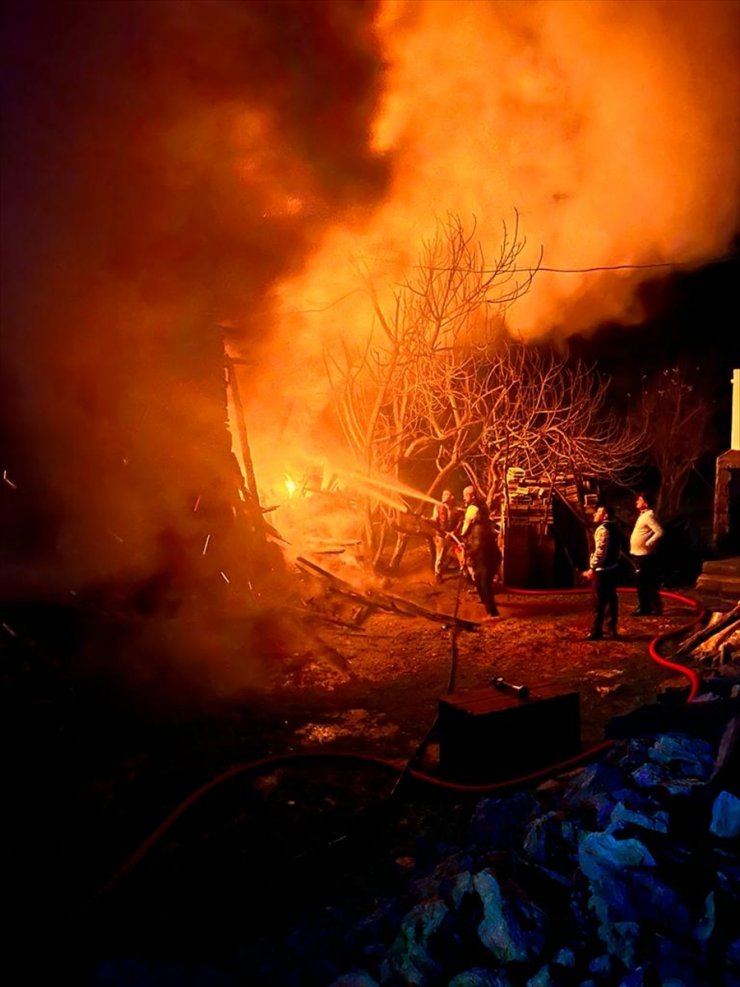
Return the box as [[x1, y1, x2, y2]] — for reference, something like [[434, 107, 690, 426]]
[[583, 503, 621, 641], [460, 485, 501, 617], [431, 489, 461, 582], [629, 491, 664, 615]]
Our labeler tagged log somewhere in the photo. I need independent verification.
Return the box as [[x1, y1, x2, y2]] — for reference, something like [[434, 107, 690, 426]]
[[225, 355, 260, 506]]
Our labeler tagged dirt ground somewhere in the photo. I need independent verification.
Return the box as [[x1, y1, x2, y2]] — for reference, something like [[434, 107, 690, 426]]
[[258, 549, 707, 755], [3, 547, 731, 981]]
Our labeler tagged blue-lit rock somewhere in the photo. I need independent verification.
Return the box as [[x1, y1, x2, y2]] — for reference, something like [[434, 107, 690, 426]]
[[469, 791, 539, 848], [578, 832, 657, 879], [379, 899, 450, 985], [474, 869, 547, 964], [648, 735, 715, 778], [448, 969, 509, 987], [709, 790, 740, 838], [605, 800, 670, 836], [330, 971, 379, 987]]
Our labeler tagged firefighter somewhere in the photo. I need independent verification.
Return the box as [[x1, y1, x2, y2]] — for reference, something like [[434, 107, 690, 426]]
[[431, 489, 462, 582]]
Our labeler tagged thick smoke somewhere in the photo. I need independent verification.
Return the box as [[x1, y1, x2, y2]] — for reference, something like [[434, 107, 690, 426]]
[[249, 0, 740, 493], [1, 0, 387, 580], [2, 0, 739, 581]]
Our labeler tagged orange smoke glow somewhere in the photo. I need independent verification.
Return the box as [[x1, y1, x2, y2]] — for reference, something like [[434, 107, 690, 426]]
[[370, 0, 740, 338], [3, 0, 738, 587], [2, 0, 737, 706], [241, 0, 739, 500]]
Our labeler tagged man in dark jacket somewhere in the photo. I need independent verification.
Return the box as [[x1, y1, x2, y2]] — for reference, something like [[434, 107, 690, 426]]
[[583, 502, 621, 641], [461, 485, 501, 617]]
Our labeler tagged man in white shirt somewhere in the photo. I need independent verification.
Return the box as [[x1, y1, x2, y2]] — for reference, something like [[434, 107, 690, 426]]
[[629, 492, 664, 615]]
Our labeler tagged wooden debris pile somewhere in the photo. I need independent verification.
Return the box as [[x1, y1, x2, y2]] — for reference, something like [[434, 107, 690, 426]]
[[673, 602, 740, 668], [503, 468, 599, 531]]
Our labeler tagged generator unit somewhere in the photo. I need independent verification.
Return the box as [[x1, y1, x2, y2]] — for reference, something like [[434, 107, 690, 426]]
[[437, 681, 581, 784]]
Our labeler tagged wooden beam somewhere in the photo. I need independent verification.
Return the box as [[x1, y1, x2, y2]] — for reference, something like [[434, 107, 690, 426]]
[[225, 354, 259, 506], [296, 556, 480, 631], [672, 602, 740, 659]]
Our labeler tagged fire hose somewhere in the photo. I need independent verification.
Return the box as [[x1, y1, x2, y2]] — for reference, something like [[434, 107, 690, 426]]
[[71, 584, 707, 917], [498, 583, 705, 701]]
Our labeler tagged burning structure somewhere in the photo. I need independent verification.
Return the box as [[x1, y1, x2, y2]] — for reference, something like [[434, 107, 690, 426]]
[[2, 7, 740, 984], [1, 0, 739, 687]]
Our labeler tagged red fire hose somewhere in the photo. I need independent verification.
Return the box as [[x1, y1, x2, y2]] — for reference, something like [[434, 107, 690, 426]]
[[73, 584, 709, 915], [498, 583, 705, 702]]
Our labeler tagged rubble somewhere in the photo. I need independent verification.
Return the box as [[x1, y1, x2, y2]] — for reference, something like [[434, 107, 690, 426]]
[[673, 602, 740, 667], [87, 721, 740, 986], [320, 728, 739, 987]]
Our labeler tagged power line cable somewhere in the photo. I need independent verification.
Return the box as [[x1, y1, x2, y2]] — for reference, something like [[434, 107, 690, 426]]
[[293, 253, 737, 313]]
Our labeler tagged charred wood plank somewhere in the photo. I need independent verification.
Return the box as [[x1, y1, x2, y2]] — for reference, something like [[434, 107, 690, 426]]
[[296, 556, 479, 631], [282, 606, 363, 631], [672, 602, 740, 659]]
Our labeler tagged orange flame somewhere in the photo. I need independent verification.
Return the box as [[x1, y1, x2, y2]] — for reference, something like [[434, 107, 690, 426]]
[[245, 0, 740, 495]]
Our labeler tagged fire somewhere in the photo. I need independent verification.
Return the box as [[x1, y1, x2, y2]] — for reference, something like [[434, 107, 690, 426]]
[[4, 0, 737, 593], [243, 0, 739, 498]]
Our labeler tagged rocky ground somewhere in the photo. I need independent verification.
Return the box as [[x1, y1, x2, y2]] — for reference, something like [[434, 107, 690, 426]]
[[2, 550, 738, 984]]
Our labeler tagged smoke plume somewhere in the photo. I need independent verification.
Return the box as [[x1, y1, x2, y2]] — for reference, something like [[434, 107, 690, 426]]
[[253, 0, 740, 491], [1, 0, 387, 579], [2, 0, 738, 580]]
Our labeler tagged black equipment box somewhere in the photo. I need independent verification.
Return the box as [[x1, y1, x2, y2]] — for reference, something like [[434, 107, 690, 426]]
[[437, 683, 581, 783]]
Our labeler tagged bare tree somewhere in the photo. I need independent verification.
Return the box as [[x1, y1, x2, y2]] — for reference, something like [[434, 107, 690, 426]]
[[325, 213, 536, 563], [474, 344, 646, 500], [635, 364, 716, 517], [325, 214, 645, 569]]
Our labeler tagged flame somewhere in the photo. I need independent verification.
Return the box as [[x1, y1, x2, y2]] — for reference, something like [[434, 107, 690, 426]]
[[243, 0, 740, 496], [4, 0, 738, 590]]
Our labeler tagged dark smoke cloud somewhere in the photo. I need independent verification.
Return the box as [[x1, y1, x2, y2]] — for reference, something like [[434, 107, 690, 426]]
[[0, 0, 388, 579]]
